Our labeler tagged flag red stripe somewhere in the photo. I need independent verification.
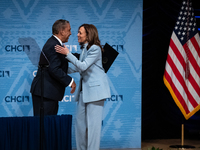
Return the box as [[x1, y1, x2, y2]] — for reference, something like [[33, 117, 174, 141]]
[[171, 35, 200, 105], [189, 36, 200, 78], [164, 70, 190, 114], [187, 74, 200, 104], [190, 36, 200, 57], [182, 42, 200, 98], [170, 39, 186, 70], [183, 43, 200, 77], [167, 54, 198, 108]]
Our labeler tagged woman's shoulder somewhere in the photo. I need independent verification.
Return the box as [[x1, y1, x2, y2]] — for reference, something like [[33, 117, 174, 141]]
[[89, 44, 101, 51]]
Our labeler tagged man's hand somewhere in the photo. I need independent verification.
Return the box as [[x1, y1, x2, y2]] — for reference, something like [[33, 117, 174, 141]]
[[70, 80, 76, 94]]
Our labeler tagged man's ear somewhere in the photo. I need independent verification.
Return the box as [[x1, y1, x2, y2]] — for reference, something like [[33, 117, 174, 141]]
[[60, 30, 64, 36]]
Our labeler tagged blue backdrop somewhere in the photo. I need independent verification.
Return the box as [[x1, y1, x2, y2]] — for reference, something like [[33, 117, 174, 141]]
[[0, 0, 142, 148]]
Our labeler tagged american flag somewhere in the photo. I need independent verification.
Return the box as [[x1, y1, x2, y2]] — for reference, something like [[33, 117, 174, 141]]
[[163, 0, 200, 120]]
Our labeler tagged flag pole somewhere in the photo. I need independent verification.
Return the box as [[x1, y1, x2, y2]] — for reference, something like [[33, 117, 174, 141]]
[[170, 117, 195, 149], [181, 124, 184, 146]]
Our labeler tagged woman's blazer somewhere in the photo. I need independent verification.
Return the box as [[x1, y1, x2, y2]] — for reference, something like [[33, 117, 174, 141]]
[[66, 44, 111, 103]]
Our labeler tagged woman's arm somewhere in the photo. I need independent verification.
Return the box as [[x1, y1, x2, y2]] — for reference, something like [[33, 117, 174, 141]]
[[66, 45, 100, 72], [55, 44, 101, 72]]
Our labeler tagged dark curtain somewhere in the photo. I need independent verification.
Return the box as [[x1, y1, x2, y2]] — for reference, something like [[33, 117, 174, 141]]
[[0, 115, 72, 150], [142, 0, 200, 140]]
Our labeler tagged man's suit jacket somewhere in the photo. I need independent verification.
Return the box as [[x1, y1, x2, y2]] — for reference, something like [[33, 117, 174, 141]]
[[67, 43, 111, 103], [30, 36, 72, 101]]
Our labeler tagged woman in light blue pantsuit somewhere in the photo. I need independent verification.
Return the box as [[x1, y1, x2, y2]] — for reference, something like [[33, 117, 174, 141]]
[[55, 24, 111, 150]]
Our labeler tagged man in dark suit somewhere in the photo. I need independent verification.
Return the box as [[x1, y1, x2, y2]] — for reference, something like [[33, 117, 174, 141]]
[[30, 19, 76, 116]]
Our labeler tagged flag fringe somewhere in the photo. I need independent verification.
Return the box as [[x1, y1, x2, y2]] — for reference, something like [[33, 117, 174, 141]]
[[163, 75, 200, 120]]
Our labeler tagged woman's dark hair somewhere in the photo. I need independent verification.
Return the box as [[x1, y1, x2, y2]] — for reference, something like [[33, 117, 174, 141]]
[[79, 24, 103, 52]]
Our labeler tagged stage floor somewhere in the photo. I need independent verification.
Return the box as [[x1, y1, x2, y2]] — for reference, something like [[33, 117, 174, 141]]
[[73, 139, 200, 150], [142, 139, 200, 150]]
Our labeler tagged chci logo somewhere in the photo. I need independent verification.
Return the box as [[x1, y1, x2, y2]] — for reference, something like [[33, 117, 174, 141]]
[[5, 96, 29, 102], [5, 45, 30, 52], [0, 71, 10, 77]]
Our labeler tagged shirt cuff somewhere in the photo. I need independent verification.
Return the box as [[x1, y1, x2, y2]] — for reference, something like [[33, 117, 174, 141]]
[[69, 78, 74, 87]]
